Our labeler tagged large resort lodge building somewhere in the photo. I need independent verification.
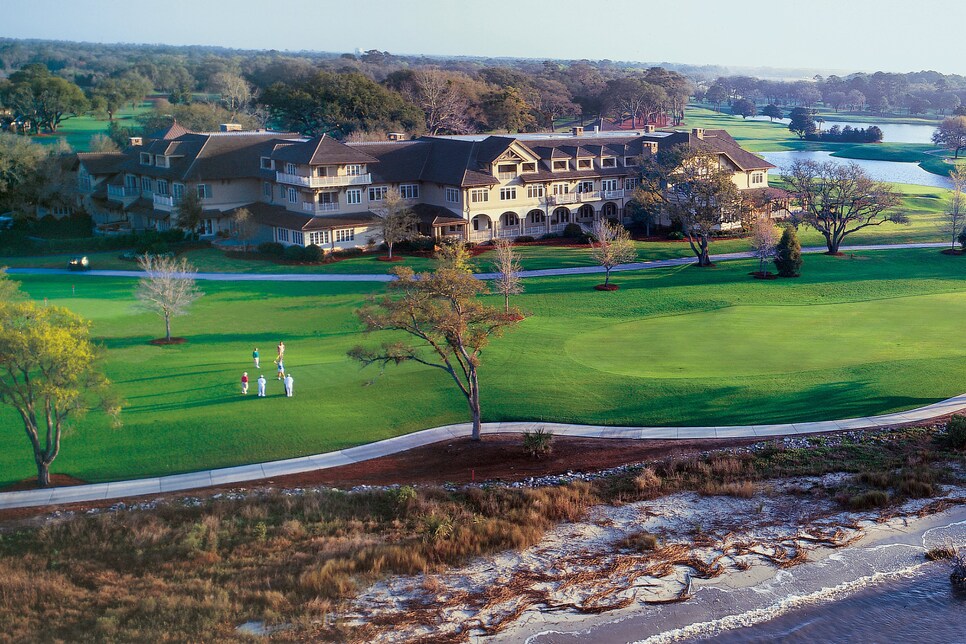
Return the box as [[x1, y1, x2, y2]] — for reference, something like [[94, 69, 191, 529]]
[[76, 123, 780, 252]]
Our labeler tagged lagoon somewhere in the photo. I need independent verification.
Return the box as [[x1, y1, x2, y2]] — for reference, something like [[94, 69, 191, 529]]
[[760, 150, 953, 188]]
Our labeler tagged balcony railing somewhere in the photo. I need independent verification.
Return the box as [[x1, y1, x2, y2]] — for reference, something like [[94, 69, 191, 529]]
[[302, 202, 340, 214], [603, 189, 626, 199], [107, 185, 138, 199], [547, 193, 578, 205], [153, 194, 175, 209], [546, 190, 627, 206], [277, 172, 372, 188], [497, 172, 517, 181]]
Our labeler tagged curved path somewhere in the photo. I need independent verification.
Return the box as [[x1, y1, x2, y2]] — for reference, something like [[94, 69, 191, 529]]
[[2, 392, 964, 511], [6, 242, 948, 283]]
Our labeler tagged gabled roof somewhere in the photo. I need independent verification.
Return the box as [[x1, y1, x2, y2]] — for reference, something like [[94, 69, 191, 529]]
[[410, 203, 466, 227], [148, 121, 192, 141], [271, 135, 379, 165], [77, 152, 126, 175]]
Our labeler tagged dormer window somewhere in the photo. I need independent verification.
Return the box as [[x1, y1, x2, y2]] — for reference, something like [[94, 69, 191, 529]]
[[624, 157, 639, 167], [601, 157, 616, 168], [577, 159, 592, 170], [260, 157, 274, 170], [155, 155, 168, 168], [521, 162, 536, 173], [552, 160, 568, 171], [497, 164, 517, 180], [140, 152, 152, 165]]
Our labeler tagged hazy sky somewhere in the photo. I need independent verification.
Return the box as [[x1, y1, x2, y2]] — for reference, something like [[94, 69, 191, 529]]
[[2, 0, 963, 75]]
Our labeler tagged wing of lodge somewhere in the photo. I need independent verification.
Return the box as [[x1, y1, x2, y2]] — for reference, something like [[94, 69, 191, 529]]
[[74, 122, 788, 252]]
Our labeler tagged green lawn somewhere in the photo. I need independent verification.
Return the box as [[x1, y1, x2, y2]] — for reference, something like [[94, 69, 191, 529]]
[[3, 248, 966, 486], [32, 102, 153, 152]]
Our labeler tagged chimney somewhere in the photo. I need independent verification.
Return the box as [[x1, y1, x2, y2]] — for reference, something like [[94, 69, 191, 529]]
[[692, 127, 705, 139], [128, 136, 143, 147], [220, 123, 243, 132], [572, 126, 584, 136], [387, 132, 406, 141], [644, 141, 659, 154], [593, 125, 600, 134], [643, 124, 655, 133]]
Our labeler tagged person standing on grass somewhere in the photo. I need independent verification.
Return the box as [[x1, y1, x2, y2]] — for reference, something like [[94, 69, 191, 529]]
[[241, 372, 249, 395], [257, 373, 266, 397], [276, 340, 285, 363], [284, 373, 294, 397], [252, 347, 260, 369], [276, 359, 285, 380]]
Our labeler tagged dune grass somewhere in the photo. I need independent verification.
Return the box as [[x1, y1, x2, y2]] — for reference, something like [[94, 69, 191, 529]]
[[2, 248, 966, 485]]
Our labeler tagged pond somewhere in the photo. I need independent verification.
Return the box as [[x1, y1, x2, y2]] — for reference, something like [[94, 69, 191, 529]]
[[745, 116, 936, 144], [760, 150, 953, 189]]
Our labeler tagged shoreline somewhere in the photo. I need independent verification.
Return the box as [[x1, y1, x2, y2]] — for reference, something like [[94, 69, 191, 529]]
[[347, 479, 966, 642]]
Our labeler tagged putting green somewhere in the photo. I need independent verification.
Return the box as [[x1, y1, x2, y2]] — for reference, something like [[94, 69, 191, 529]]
[[566, 292, 966, 378]]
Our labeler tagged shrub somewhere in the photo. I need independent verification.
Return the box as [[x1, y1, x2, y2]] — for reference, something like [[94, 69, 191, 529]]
[[846, 490, 890, 511], [774, 226, 803, 277], [303, 244, 325, 262], [667, 230, 685, 240], [619, 530, 660, 552], [942, 415, 966, 450], [958, 227, 966, 251], [257, 241, 285, 256], [283, 244, 306, 261], [562, 223, 584, 239], [540, 232, 560, 240], [522, 427, 554, 459], [514, 235, 535, 243]]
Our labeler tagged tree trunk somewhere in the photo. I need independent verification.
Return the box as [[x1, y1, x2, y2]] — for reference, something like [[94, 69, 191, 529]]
[[388, 242, 393, 259], [165, 313, 172, 341], [468, 368, 482, 441], [504, 293, 509, 313], [827, 236, 842, 254], [604, 268, 611, 286], [36, 459, 50, 488]]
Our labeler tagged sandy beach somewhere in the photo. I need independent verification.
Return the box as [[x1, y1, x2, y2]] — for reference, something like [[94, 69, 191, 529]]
[[347, 477, 966, 643]]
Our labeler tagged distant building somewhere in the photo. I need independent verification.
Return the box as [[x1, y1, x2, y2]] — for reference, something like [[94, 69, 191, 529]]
[[76, 122, 781, 251]]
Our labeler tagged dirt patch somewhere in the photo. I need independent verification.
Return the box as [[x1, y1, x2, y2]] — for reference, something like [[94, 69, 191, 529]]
[[0, 474, 87, 492], [941, 248, 964, 256], [750, 271, 778, 280], [376, 255, 406, 262], [594, 284, 620, 291], [148, 337, 187, 345]]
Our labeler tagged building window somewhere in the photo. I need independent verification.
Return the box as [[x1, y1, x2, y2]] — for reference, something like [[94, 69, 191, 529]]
[[292, 231, 304, 245], [624, 177, 639, 191], [752, 173, 764, 184], [500, 187, 517, 201], [345, 164, 363, 176], [552, 183, 569, 195], [526, 185, 544, 199], [552, 160, 568, 171], [260, 157, 273, 170], [287, 187, 297, 203], [141, 177, 152, 192], [140, 152, 152, 165], [602, 179, 618, 192], [399, 184, 419, 199], [308, 231, 330, 245], [497, 163, 516, 179], [173, 183, 184, 200], [577, 159, 592, 169], [625, 157, 639, 167], [197, 184, 211, 199], [125, 175, 138, 189], [155, 155, 168, 168], [156, 179, 169, 196], [315, 166, 328, 178], [279, 185, 287, 199], [346, 189, 362, 205], [368, 186, 388, 201], [445, 187, 460, 203], [577, 181, 594, 193], [334, 228, 355, 243], [601, 158, 616, 168], [470, 189, 489, 203], [263, 181, 272, 197], [285, 162, 297, 175], [276, 227, 290, 243], [521, 162, 536, 173]]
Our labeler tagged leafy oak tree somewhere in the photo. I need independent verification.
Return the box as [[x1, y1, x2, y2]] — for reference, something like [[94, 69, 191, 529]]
[[1, 64, 88, 132], [933, 116, 966, 159], [0, 279, 120, 487], [944, 166, 966, 250], [783, 160, 906, 254], [349, 244, 523, 441]]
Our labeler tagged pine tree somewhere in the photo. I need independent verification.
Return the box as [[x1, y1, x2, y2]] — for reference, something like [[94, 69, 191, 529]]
[[774, 226, 803, 277]]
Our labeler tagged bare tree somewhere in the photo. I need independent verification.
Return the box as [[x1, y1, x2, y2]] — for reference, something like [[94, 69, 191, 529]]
[[349, 254, 524, 441], [231, 207, 259, 252], [374, 188, 418, 259], [783, 160, 906, 254], [749, 214, 781, 275], [491, 239, 523, 312], [212, 72, 254, 121], [944, 166, 966, 250], [400, 69, 472, 135], [590, 219, 638, 287], [135, 255, 204, 342]]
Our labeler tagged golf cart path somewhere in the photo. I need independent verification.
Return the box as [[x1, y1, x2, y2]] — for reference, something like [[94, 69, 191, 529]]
[[6, 242, 948, 282], [2, 391, 964, 510]]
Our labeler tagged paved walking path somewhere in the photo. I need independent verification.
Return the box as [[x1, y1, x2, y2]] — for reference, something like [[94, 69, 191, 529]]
[[6, 242, 948, 283], [2, 392, 964, 511]]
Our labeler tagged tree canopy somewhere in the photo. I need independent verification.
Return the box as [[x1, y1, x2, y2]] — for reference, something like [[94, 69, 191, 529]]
[[0, 63, 88, 132]]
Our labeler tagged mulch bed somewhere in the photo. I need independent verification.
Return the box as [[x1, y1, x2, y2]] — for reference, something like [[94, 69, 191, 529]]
[[148, 337, 187, 346], [750, 271, 779, 280], [0, 474, 87, 493], [941, 249, 964, 256], [377, 255, 406, 262], [594, 284, 620, 291]]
